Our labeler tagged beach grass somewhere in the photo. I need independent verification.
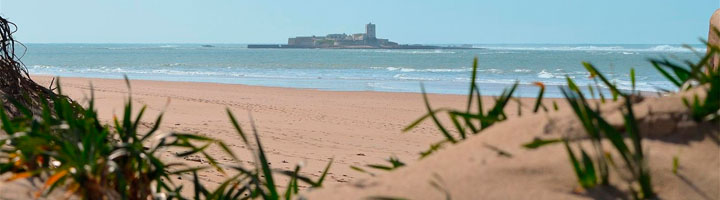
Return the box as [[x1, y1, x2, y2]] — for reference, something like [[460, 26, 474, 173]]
[[521, 35, 719, 199], [649, 28, 719, 121], [560, 70, 655, 198], [0, 78, 236, 199], [402, 58, 520, 158], [0, 77, 333, 200]]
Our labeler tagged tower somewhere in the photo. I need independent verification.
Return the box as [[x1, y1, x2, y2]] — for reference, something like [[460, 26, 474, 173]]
[[365, 23, 376, 39]]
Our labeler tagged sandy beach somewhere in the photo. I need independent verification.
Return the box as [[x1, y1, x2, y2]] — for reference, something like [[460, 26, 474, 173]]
[[27, 76, 551, 187], [0, 75, 714, 199]]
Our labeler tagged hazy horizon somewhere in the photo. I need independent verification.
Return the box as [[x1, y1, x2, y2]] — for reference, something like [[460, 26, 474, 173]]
[[3, 0, 718, 44], [18, 42, 710, 45]]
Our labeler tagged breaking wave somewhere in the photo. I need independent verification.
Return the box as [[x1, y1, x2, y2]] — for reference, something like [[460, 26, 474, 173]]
[[366, 49, 456, 54], [478, 45, 704, 52], [392, 74, 440, 81], [382, 67, 472, 72]]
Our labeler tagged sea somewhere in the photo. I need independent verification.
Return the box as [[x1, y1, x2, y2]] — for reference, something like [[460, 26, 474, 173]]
[[22, 43, 705, 97]]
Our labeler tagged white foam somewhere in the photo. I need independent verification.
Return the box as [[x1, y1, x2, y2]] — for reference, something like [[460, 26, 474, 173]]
[[369, 50, 456, 54], [384, 67, 471, 72], [648, 45, 686, 52], [423, 68, 472, 72], [478, 45, 704, 52], [385, 67, 416, 72], [400, 68, 416, 72], [478, 69, 503, 74], [392, 74, 439, 81], [30, 65, 55, 69], [161, 63, 186, 67], [537, 70, 554, 78]]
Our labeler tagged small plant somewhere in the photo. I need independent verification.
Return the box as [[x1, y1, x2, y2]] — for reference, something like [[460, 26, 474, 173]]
[[672, 155, 679, 175], [532, 82, 548, 113], [521, 33, 720, 198], [562, 85, 654, 199], [563, 140, 597, 188], [403, 58, 518, 158], [650, 28, 720, 121], [365, 156, 405, 171], [630, 68, 637, 94], [194, 110, 334, 200], [0, 78, 334, 200], [523, 63, 656, 199], [350, 156, 405, 176], [0, 78, 231, 199], [522, 138, 561, 149]]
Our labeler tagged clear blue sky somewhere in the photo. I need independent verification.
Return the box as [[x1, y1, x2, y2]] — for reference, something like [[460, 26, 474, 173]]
[[3, 0, 718, 44]]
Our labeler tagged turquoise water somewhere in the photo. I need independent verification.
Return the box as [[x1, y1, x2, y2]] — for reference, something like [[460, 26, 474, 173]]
[[23, 44, 703, 97]]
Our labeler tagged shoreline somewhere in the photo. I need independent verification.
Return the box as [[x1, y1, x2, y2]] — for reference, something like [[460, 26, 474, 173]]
[[29, 74, 469, 97], [29, 73, 662, 98]]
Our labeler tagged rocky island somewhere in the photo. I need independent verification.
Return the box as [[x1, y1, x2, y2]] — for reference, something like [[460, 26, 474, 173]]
[[248, 23, 473, 49]]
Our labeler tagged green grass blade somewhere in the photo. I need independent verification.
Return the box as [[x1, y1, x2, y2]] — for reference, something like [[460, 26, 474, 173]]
[[420, 141, 447, 158], [630, 68, 636, 93], [227, 109, 250, 145], [284, 166, 300, 200], [566, 76, 581, 94], [420, 84, 456, 143], [466, 58, 479, 113], [192, 171, 209, 200], [249, 117, 279, 199], [651, 60, 682, 87], [141, 113, 164, 142], [587, 85, 596, 99], [448, 112, 467, 139], [580, 149, 597, 187], [583, 62, 624, 98], [314, 158, 333, 187], [474, 83, 484, 118], [532, 82, 545, 113], [0, 106, 14, 134], [402, 108, 448, 132], [350, 166, 375, 176], [522, 138, 562, 149], [366, 164, 394, 171], [564, 140, 588, 188], [672, 156, 679, 174]]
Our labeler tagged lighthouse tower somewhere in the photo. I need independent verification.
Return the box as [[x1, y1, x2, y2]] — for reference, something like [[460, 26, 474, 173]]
[[365, 23, 376, 39]]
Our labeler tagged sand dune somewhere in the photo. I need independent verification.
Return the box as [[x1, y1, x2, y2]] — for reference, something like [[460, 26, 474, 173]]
[[302, 87, 719, 199]]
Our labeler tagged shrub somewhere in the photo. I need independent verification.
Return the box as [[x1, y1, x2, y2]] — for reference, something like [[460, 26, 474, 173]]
[[0, 78, 332, 200]]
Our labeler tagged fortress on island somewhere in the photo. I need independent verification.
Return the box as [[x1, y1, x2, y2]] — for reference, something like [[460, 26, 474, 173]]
[[287, 23, 398, 48], [248, 23, 471, 49]]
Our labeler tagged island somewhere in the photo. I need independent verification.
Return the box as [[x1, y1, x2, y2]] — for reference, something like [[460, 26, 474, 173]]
[[247, 23, 474, 49]]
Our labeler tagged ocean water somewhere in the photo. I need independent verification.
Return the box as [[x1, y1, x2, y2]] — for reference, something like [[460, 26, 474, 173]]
[[22, 43, 704, 97]]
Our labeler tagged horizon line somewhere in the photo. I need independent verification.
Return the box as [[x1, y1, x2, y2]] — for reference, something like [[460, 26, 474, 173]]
[[18, 42, 707, 45]]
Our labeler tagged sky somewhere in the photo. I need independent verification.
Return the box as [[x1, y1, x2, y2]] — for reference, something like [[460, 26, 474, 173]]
[[2, 0, 718, 44]]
